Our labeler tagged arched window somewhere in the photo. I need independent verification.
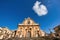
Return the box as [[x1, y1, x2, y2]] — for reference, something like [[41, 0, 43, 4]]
[[28, 20, 30, 24], [29, 28, 31, 30]]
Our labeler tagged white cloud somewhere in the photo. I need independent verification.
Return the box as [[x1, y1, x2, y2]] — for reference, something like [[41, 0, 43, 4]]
[[32, 1, 48, 16]]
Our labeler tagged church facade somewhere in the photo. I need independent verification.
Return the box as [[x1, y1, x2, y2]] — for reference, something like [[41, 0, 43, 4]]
[[16, 17, 45, 38]]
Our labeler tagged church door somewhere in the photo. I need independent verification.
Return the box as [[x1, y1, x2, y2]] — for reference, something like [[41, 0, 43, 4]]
[[26, 31, 31, 37]]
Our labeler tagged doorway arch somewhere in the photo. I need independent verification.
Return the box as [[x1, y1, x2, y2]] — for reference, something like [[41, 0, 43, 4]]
[[26, 31, 31, 37]]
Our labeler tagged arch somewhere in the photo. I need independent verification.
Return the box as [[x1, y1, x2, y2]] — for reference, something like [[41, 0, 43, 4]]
[[26, 31, 31, 37]]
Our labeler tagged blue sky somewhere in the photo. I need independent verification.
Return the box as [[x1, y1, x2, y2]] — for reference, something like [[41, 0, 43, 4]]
[[0, 0, 60, 33]]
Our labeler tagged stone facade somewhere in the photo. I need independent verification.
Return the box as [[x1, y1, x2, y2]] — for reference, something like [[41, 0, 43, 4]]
[[16, 17, 45, 38], [54, 25, 60, 38], [49, 25, 60, 38], [0, 27, 13, 39]]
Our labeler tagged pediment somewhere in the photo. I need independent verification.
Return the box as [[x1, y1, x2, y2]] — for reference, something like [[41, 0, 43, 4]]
[[19, 17, 39, 25]]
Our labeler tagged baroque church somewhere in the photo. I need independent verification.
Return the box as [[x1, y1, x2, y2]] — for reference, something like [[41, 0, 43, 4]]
[[16, 17, 45, 38]]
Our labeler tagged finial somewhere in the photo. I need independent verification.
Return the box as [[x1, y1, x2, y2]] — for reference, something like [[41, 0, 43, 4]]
[[28, 17, 30, 19]]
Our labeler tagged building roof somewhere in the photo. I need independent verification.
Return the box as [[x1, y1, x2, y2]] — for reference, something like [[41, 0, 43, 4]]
[[54, 25, 60, 29]]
